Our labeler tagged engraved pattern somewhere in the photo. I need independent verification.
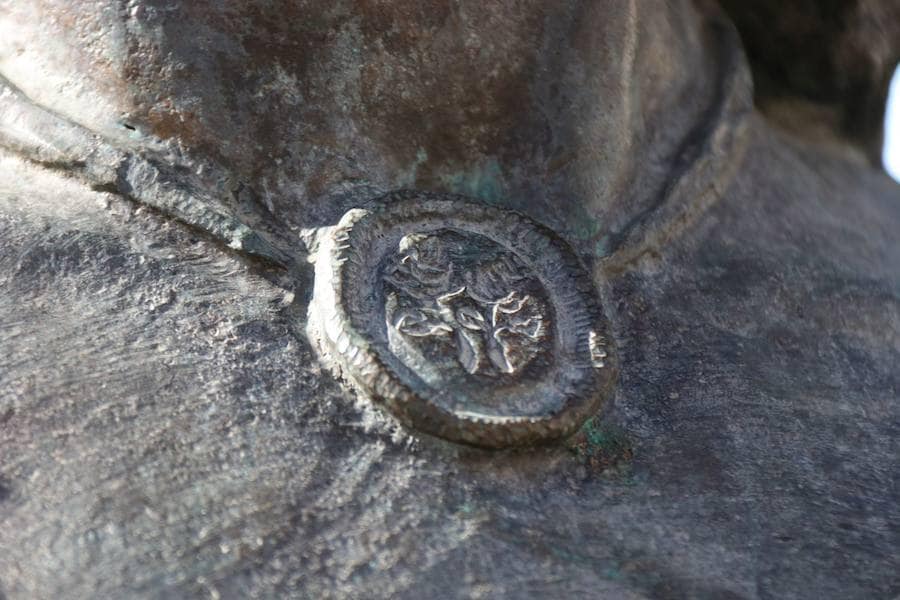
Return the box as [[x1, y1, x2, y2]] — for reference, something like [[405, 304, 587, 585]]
[[588, 330, 608, 368], [384, 233, 548, 376], [308, 192, 618, 448]]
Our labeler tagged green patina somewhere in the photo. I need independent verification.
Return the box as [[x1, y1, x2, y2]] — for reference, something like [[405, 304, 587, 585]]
[[566, 208, 610, 257], [568, 418, 633, 473], [571, 214, 602, 243], [439, 158, 505, 205], [602, 564, 625, 581], [582, 418, 625, 451], [399, 147, 429, 187], [595, 233, 613, 257], [435, 159, 614, 258]]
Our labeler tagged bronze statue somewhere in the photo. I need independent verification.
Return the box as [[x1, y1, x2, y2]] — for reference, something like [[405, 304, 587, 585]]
[[0, 1, 898, 597]]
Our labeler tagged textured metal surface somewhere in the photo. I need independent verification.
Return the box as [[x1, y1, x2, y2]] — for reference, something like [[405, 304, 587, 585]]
[[0, 1, 899, 598], [0, 74, 290, 267]]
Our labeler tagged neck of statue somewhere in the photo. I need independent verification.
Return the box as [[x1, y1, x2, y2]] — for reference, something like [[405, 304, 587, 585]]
[[0, 0, 751, 268]]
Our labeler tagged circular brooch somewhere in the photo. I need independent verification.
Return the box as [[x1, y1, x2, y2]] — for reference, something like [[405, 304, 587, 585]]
[[309, 191, 616, 448]]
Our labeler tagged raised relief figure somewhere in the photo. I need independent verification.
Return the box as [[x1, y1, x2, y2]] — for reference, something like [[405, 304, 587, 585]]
[[384, 232, 548, 377]]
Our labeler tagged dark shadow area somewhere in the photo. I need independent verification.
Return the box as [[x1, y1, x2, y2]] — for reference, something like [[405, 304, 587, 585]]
[[719, 0, 900, 165]]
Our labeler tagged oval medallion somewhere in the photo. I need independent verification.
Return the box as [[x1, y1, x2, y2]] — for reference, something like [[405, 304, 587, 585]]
[[309, 191, 617, 448]]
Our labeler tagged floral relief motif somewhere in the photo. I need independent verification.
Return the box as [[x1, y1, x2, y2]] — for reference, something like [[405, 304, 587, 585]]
[[384, 232, 549, 376]]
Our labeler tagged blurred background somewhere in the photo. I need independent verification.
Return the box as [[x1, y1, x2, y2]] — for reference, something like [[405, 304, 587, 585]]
[[885, 65, 900, 181]]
